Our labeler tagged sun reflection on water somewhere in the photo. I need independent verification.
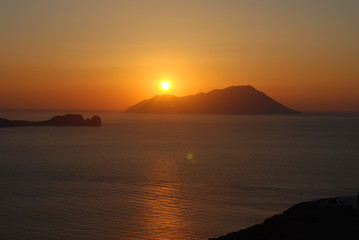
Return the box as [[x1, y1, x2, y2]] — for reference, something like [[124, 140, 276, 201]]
[[140, 155, 189, 240]]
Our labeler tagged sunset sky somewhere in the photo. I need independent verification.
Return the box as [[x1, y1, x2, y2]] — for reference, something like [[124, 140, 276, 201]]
[[1, 0, 358, 112]]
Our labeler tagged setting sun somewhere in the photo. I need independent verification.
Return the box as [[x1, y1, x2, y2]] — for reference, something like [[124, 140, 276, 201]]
[[161, 81, 171, 90]]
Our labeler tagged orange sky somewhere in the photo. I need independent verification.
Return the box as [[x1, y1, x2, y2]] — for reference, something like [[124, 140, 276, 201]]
[[1, 1, 358, 112]]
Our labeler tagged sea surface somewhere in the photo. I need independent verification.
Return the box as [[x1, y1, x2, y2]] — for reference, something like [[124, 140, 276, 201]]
[[1, 111, 359, 240]]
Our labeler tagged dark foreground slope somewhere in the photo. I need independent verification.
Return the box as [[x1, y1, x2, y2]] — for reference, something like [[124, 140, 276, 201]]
[[0, 114, 101, 127], [210, 196, 359, 240], [126, 85, 300, 114]]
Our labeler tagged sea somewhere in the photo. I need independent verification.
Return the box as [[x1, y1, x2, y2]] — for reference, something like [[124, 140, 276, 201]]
[[1, 111, 359, 240]]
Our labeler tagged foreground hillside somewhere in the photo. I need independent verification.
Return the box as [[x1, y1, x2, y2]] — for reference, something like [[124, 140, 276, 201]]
[[210, 195, 359, 240]]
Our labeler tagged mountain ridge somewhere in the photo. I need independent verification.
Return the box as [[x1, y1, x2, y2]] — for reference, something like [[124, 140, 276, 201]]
[[126, 85, 300, 114]]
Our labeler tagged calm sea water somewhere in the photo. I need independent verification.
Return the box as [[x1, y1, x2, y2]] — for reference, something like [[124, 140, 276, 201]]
[[1, 112, 359, 240]]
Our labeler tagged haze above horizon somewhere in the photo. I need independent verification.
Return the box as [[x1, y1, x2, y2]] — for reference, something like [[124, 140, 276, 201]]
[[1, 1, 358, 112]]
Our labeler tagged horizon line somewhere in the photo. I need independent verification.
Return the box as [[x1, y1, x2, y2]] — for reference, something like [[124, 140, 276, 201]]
[[2, 108, 359, 115]]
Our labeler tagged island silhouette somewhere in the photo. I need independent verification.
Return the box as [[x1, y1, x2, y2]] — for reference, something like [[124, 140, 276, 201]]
[[126, 85, 300, 114], [0, 114, 101, 127]]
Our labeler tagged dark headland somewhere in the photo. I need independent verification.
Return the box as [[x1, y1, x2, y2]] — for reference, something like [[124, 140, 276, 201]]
[[210, 195, 359, 240], [0, 114, 101, 127], [126, 85, 300, 114]]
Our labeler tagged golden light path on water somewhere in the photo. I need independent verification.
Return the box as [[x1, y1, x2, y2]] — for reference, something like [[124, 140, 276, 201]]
[[141, 154, 188, 239]]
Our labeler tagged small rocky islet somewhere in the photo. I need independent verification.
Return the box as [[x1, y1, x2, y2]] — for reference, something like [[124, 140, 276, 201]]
[[0, 114, 101, 127]]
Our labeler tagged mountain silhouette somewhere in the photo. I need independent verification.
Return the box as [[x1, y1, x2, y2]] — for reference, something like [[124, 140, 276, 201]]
[[125, 85, 300, 114]]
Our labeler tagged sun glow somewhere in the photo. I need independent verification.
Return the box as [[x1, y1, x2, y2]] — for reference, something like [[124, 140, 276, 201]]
[[161, 80, 171, 90]]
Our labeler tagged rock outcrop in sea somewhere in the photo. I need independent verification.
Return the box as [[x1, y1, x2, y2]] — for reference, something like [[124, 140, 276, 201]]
[[0, 114, 101, 127], [126, 85, 300, 114], [210, 195, 359, 240]]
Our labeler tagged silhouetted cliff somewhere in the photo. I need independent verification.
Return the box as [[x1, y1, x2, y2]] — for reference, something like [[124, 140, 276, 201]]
[[0, 114, 101, 127], [126, 86, 300, 114], [210, 195, 359, 240]]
